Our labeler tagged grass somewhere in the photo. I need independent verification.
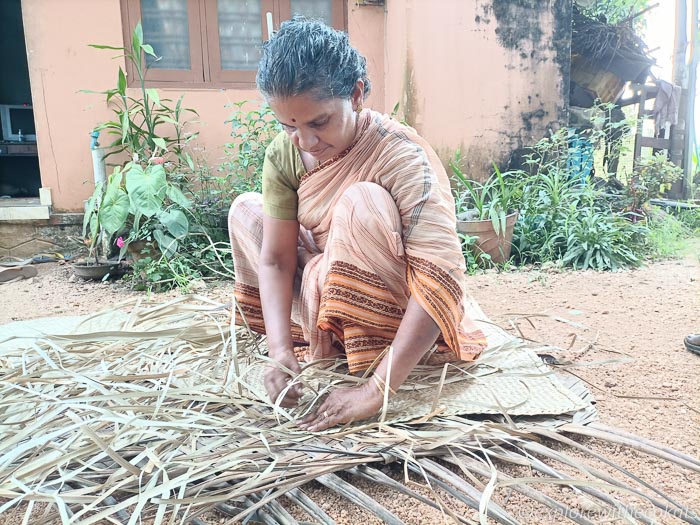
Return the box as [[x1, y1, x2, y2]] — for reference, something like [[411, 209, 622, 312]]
[[646, 209, 700, 260]]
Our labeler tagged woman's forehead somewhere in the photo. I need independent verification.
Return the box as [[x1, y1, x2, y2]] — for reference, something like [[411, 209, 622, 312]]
[[269, 94, 345, 124]]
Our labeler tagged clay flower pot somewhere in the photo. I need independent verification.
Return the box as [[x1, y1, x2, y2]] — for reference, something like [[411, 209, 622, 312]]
[[72, 260, 123, 281], [456, 211, 519, 265]]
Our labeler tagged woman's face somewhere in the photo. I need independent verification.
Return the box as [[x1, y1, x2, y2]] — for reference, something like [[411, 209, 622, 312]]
[[269, 82, 363, 164]]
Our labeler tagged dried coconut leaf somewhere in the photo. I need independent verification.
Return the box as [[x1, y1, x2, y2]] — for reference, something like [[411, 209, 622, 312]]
[[0, 297, 698, 524]]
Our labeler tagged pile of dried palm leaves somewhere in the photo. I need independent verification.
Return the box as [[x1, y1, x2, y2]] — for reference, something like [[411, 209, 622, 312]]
[[572, 5, 654, 77], [0, 296, 699, 524]]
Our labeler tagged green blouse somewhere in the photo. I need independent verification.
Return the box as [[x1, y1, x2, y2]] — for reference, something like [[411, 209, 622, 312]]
[[261, 131, 306, 221]]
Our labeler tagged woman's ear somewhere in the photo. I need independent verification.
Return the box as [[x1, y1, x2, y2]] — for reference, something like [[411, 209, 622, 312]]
[[352, 79, 365, 107]]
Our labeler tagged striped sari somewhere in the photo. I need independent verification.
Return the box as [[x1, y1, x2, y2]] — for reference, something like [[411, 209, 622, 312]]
[[229, 110, 487, 373]]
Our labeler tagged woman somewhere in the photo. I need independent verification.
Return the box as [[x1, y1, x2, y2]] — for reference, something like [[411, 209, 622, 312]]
[[228, 17, 487, 431]]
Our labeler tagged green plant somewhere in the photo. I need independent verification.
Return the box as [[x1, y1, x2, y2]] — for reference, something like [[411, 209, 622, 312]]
[[577, 0, 650, 25], [629, 153, 684, 208], [506, 128, 652, 271], [645, 213, 692, 259], [83, 161, 192, 262], [82, 169, 129, 264], [125, 234, 233, 292], [85, 22, 199, 166], [457, 233, 490, 274], [512, 168, 582, 264], [450, 151, 523, 235], [82, 23, 240, 290], [677, 207, 700, 232], [220, 100, 280, 195], [556, 207, 646, 270]]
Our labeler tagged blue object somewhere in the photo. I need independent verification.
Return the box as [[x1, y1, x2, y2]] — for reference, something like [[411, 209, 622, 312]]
[[567, 129, 594, 184], [90, 130, 100, 149]]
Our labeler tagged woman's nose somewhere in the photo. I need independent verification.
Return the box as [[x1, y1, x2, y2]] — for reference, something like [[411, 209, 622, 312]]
[[297, 129, 319, 151]]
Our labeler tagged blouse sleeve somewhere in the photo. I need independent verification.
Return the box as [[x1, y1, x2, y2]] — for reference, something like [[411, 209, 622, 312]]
[[262, 132, 300, 221]]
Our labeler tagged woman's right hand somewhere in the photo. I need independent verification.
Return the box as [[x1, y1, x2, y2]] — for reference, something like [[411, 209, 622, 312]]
[[264, 350, 303, 408]]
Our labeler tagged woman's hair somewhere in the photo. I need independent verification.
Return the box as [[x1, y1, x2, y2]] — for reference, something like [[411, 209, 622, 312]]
[[256, 16, 371, 101]]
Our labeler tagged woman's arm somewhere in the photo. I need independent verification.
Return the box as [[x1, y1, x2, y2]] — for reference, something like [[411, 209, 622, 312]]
[[259, 214, 302, 408], [299, 297, 439, 431]]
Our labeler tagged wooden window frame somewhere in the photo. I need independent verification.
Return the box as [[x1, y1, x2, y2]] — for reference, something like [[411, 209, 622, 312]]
[[120, 0, 347, 89], [278, 0, 345, 33]]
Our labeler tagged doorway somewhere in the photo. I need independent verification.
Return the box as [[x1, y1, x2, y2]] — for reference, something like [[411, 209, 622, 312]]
[[0, 0, 40, 202]]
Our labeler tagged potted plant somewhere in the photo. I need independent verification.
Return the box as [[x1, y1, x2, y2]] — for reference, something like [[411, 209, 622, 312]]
[[450, 152, 521, 265], [78, 22, 198, 277], [81, 161, 192, 272], [75, 168, 130, 280]]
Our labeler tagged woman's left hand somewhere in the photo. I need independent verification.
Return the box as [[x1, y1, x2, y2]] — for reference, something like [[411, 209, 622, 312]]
[[298, 380, 384, 432]]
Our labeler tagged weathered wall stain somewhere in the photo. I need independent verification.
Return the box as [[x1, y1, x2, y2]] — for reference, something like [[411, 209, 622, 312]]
[[491, 0, 543, 51], [483, 0, 571, 156], [402, 50, 418, 131], [383, 0, 571, 181], [552, 0, 573, 125], [521, 108, 547, 132]]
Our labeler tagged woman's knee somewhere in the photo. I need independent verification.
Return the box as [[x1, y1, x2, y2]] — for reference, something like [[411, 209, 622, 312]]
[[336, 182, 400, 231], [228, 192, 263, 231]]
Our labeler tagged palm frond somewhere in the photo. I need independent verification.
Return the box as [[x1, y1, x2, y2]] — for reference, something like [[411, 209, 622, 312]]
[[0, 297, 698, 524]]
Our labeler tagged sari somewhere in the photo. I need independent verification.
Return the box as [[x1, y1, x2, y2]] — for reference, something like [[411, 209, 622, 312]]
[[229, 110, 487, 373]]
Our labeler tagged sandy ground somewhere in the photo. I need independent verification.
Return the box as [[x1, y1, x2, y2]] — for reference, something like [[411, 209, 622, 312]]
[[1, 248, 699, 524]]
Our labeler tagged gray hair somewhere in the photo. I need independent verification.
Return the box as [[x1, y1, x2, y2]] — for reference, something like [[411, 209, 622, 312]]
[[256, 16, 371, 101]]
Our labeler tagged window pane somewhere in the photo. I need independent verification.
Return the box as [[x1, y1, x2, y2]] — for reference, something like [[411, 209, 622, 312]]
[[218, 0, 262, 71], [141, 0, 191, 70], [290, 0, 332, 26]]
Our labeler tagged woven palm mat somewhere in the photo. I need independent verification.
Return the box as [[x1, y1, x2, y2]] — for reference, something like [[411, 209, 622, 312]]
[[1, 296, 698, 524]]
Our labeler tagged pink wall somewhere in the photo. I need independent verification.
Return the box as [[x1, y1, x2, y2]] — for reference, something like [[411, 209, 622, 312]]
[[22, 0, 124, 212], [348, 2, 386, 112], [22, 0, 568, 212], [21, 0, 387, 212], [383, 0, 569, 178]]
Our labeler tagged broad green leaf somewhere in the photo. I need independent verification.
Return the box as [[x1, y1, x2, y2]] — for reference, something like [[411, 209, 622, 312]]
[[125, 163, 167, 217], [108, 167, 123, 188], [490, 212, 501, 236], [153, 230, 178, 258], [153, 137, 167, 150], [158, 209, 189, 238], [79, 89, 113, 95], [82, 181, 103, 237], [132, 22, 143, 54], [166, 185, 191, 208], [184, 153, 195, 171], [88, 214, 98, 248], [93, 121, 120, 132], [146, 88, 161, 107], [120, 112, 129, 143], [130, 210, 142, 235], [141, 43, 157, 57], [159, 115, 179, 126], [118, 67, 127, 96], [100, 185, 130, 235]]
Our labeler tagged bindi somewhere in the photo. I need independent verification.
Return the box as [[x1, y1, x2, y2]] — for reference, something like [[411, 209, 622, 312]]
[[291, 118, 296, 123]]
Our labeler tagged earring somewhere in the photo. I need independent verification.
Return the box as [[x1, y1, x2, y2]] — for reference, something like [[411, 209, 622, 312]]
[[355, 105, 363, 114]]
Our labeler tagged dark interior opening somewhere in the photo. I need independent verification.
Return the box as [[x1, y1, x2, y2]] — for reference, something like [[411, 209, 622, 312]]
[[0, 0, 40, 200]]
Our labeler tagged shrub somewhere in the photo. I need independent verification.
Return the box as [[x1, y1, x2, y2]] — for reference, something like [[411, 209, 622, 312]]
[[220, 101, 280, 195], [504, 127, 651, 271], [628, 153, 684, 210], [557, 207, 646, 270]]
